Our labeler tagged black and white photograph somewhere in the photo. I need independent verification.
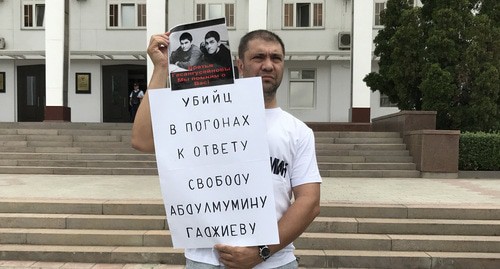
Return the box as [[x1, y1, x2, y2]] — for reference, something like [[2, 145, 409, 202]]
[[168, 17, 235, 90]]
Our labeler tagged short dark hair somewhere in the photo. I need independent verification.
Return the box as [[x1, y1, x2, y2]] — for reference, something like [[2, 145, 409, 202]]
[[180, 32, 193, 42], [238, 30, 285, 59], [205, 31, 220, 42]]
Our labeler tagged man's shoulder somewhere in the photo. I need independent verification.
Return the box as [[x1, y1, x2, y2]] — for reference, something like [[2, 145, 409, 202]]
[[270, 108, 312, 132]]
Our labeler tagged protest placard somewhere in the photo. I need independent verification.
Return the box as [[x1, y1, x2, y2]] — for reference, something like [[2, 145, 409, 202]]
[[149, 77, 279, 248]]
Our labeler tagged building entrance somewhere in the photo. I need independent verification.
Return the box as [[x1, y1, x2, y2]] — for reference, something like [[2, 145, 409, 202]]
[[102, 65, 147, 122], [17, 65, 46, 122]]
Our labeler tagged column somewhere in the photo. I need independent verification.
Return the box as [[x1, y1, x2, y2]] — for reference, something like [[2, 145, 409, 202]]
[[45, 0, 70, 121], [248, 0, 268, 31], [350, 0, 373, 123], [147, 1, 167, 83]]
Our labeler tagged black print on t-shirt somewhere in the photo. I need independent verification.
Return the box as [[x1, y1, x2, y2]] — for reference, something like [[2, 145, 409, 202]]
[[270, 157, 288, 177]]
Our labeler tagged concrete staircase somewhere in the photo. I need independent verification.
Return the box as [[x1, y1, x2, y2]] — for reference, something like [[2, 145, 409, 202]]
[[0, 200, 498, 268], [315, 131, 420, 178], [0, 122, 420, 178], [0, 122, 157, 176]]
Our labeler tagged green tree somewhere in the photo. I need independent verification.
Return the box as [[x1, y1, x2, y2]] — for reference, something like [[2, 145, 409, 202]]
[[364, 0, 499, 131], [364, 0, 422, 110]]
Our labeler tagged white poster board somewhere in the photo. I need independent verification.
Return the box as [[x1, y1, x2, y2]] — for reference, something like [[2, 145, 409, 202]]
[[149, 77, 279, 248]]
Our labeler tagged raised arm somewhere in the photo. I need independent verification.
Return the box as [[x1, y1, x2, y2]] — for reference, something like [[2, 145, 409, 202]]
[[131, 33, 171, 153]]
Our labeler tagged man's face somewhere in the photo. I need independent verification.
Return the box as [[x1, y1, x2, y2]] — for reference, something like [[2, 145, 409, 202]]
[[180, 39, 192, 52], [238, 39, 284, 94], [205, 37, 219, 54]]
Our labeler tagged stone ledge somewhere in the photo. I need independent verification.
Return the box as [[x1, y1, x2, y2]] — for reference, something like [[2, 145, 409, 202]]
[[405, 130, 460, 173], [458, 171, 500, 179]]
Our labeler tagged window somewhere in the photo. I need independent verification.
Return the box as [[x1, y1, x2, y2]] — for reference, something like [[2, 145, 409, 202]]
[[22, 0, 45, 29], [374, 2, 386, 26], [196, 2, 236, 28], [283, 1, 324, 28], [108, 1, 146, 28], [289, 70, 316, 109], [380, 94, 397, 107]]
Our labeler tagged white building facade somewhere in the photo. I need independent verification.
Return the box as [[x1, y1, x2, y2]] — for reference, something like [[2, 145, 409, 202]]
[[0, 0, 402, 123]]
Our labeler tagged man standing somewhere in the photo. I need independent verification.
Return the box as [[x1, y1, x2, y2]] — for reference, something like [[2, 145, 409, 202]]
[[132, 30, 321, 269], [129, 83, 144, 122], [170, 32, 203, 69]]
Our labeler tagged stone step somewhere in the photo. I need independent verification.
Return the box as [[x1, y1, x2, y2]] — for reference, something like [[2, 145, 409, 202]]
[[318, 163, 416, 171], [320, 204, 500, 220], [0, 160, 157, 169], [308, 217, 500, 236], [0, 134, 127, 142], [2, 228, 498, 253], [0, 166, 158, 175], [0, 129, 131, 137], [316, 149, 410, 157], [0, 163, 418, 176], [0, 200, 166, 215], [316, 143, 406, 150], [0, 245, 498, 268], [2, 201, 498, 220], [0, 147, 82, 153], [57, 130, 131, 136], [296, 233, 500, 253], [0, 141, 127, 148], [317, 155, 409, 163], [0, 245, 181, 264], [0, 153, 155, 161], [4, 161, 422, 171], [23, 141, 130, 148], [321, 170, 421, 178], [0, 213, 167, 230], [332, 138, 404, 144], [0, 147, 140, 154], [295, 249, 500, 269], [314, 131, 401, 138], [317, 155, 413, 163], [0, 122, 133, 130], [80, 147, 141, 154], [0, 261, 185, 269], [354, 218, 500, 236], [0, 228, 173, 247], [1, 213, 498, 236]]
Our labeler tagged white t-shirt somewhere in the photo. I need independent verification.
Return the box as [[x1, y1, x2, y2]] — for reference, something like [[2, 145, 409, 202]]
[[129, 89, 144, 99], [185, 107, 322, 268]]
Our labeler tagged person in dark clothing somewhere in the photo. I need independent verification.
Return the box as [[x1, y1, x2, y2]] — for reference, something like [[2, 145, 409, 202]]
[[129, 83, 144, 122]]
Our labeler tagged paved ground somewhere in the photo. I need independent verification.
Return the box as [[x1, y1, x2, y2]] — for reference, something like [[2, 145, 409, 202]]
[[0, 173, 499, 268], [0, 174, 499, 206]]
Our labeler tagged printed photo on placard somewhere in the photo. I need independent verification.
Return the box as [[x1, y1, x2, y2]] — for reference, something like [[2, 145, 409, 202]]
[[168, 18, 235, 90]]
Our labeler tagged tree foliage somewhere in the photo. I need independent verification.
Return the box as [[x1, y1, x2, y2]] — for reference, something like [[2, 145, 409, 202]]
[[364, 0, 499, 131]]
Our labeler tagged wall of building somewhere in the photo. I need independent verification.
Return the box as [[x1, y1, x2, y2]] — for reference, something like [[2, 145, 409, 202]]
[[70, 1, 146, 52], [0, 60, 15, 122], [68, 60, 102, 122], [330, 60, 353, 122], [0, 0, 401, 123]]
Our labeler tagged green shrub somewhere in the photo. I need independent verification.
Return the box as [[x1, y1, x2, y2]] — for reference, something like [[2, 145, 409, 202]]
[[459, 132, 500, 171]]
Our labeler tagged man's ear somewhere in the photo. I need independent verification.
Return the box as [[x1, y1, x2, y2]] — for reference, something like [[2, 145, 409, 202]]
[[236, 59, 244, 78]]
